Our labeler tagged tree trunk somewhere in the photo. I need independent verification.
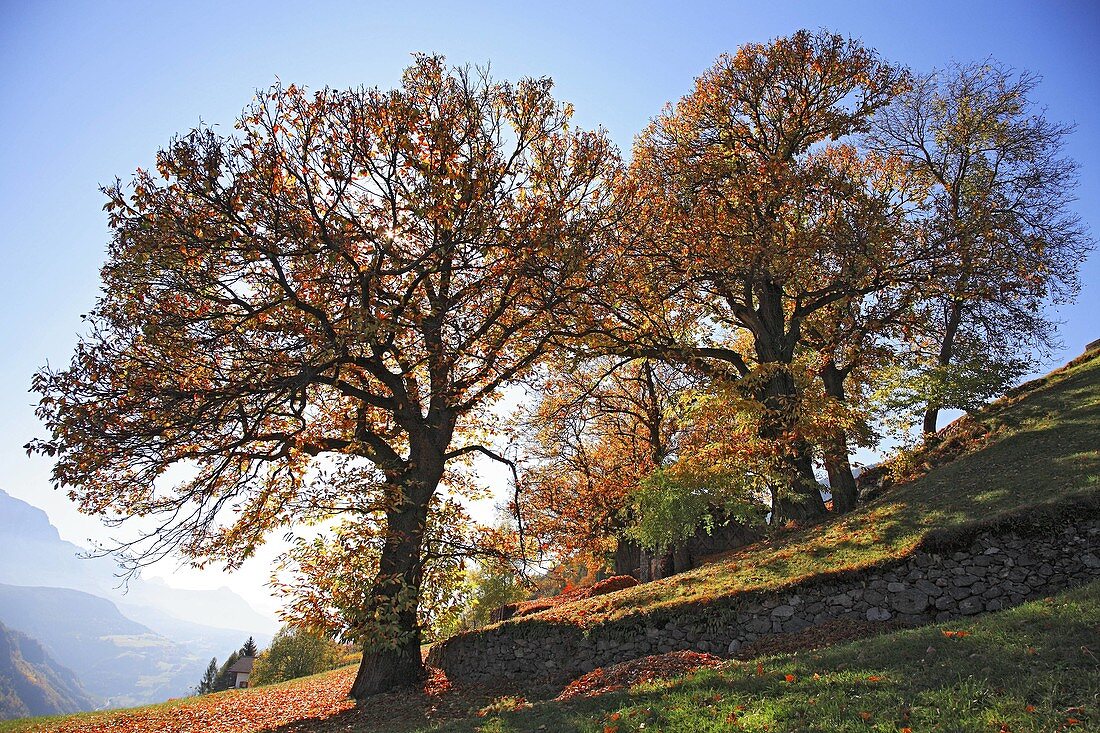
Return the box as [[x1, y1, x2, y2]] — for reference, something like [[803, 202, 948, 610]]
[[350, 461, 440, 700], [751, 283, 827, 524], [924, 299, 965, 443], [921, 404, 940, 439], [768, 449, 826, 523], [754, 359, 826, 523], [820, 362, 858, 514]]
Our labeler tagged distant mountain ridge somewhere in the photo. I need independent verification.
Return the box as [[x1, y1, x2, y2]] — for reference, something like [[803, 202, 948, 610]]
[[0, 618, 95, 720], [0, 488, 277, 635], [0, 489, 276, 710], [0, 583, 194, 708]]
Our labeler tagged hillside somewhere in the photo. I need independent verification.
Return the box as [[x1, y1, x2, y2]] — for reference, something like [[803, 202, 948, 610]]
[[2, 351, 1097, 732], [0, 621, 94, 720], [2, 581, 1095, 732], [506, 349, 1100, 627], [0, 585, 194, 708]]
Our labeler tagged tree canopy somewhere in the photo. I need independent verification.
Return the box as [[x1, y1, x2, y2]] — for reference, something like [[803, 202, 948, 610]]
[[29, 33, 1092, 700], [29, 54, 620, 697]]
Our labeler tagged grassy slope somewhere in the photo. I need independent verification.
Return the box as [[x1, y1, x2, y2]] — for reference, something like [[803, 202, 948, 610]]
[[0, 665, 360, 733], [6, 353, 1098, 732], [454, 580, 1100, 733], [10, 582, 1097, 732], [522, 350, 1100, 627]]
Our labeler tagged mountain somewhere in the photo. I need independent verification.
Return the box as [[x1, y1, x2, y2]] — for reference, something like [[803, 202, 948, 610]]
[[0, 619, 96, 719], [0, 489, 278, 637], [115, 601, 270, 667], [121, 578, 278, 638], [0, 490, 121, 598], [0, 584, 201, 708]]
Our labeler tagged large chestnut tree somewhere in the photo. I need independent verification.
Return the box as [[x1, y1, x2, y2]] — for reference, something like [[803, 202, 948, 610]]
[[28, 56, 619, 698]]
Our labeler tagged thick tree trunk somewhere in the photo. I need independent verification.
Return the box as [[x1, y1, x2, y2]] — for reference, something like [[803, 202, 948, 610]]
[[751, 283, 827, 524], [754, 360, 826, 523], [820, 362, 858, 514], [350, 458, 441, 700]]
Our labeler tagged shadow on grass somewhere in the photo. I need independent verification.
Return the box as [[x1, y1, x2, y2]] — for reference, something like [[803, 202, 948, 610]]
[[436, 582, 1100, 733]]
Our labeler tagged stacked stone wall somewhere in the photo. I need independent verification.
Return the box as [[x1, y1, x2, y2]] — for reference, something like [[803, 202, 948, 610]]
[[429, 510, 1100, 684]]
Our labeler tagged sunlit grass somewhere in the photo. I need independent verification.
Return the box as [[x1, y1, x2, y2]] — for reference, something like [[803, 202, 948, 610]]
[[525, 351, 1100, 626], [454, 581, 1100, 732]]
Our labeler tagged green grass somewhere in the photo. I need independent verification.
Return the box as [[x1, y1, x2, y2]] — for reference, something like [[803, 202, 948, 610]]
[[13, 583, 1096, 733], [7, 354, 1097, 732], [446, 580, 1100, 733], [523, 351, 1100, 627]]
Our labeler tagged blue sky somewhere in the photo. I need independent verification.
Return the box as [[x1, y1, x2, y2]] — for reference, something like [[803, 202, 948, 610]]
[[1, 0, 1097, 614]]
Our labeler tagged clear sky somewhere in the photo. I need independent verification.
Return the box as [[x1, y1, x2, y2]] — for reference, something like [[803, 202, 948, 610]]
[[1, 0, 1098, 616]]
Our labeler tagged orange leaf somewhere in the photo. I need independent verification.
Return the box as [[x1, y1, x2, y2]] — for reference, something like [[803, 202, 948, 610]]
[[859, 711, 872, 721], [785, 674, 796, 682]]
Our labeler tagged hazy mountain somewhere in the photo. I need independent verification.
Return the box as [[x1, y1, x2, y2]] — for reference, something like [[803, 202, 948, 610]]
[[0, 584, 199, 707], [115, 601, 271, 665], [122, 578, 278, 638], [0, 488, 278, 636], [0, 619, 96, 720], [0, 489, 278, 707]]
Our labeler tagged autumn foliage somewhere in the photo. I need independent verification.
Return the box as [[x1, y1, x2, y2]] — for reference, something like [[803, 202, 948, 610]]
[[27, 29, 1092, 703]]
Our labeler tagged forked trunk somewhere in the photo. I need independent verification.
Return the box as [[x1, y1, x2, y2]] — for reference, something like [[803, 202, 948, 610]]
[[350, 463, 439, 700], [820, 362, 858, 513], [752, 284, 827, 524]]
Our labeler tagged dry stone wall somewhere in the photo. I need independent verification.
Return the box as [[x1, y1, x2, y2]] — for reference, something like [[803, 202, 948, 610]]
[[429, 511, 1100, 684]]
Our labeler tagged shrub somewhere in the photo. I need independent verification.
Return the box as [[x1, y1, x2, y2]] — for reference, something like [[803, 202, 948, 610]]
[[249, 627, 347, 686]]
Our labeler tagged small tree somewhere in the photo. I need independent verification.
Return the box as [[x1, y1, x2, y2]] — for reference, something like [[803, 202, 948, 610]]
[[214, 651, 239, 692], [196, 657, 218, 695], [518, 357, 695, 570], [240, 637, 258, 657], [249, 627, 342, 686], [869, 61, 1092, 438]]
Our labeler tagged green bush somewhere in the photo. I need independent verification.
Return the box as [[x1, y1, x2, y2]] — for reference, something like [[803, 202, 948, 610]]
[[248, 627, 347, 686]]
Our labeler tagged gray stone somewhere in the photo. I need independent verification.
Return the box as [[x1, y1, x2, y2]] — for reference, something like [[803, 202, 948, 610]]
[[916, 579, 943, 597], [890, 589, 929, 615], [887, 581, 906, 593], [958, 597, 983, 615], [771, 605, 796, 619], [866, 607, 892, 621]]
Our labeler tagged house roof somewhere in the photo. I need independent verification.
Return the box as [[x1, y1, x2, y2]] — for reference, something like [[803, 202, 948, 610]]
[[228, 656, 255, 674]]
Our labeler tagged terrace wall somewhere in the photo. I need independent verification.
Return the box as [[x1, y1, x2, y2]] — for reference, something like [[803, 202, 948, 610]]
[[428, 503, 1100, 684]]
